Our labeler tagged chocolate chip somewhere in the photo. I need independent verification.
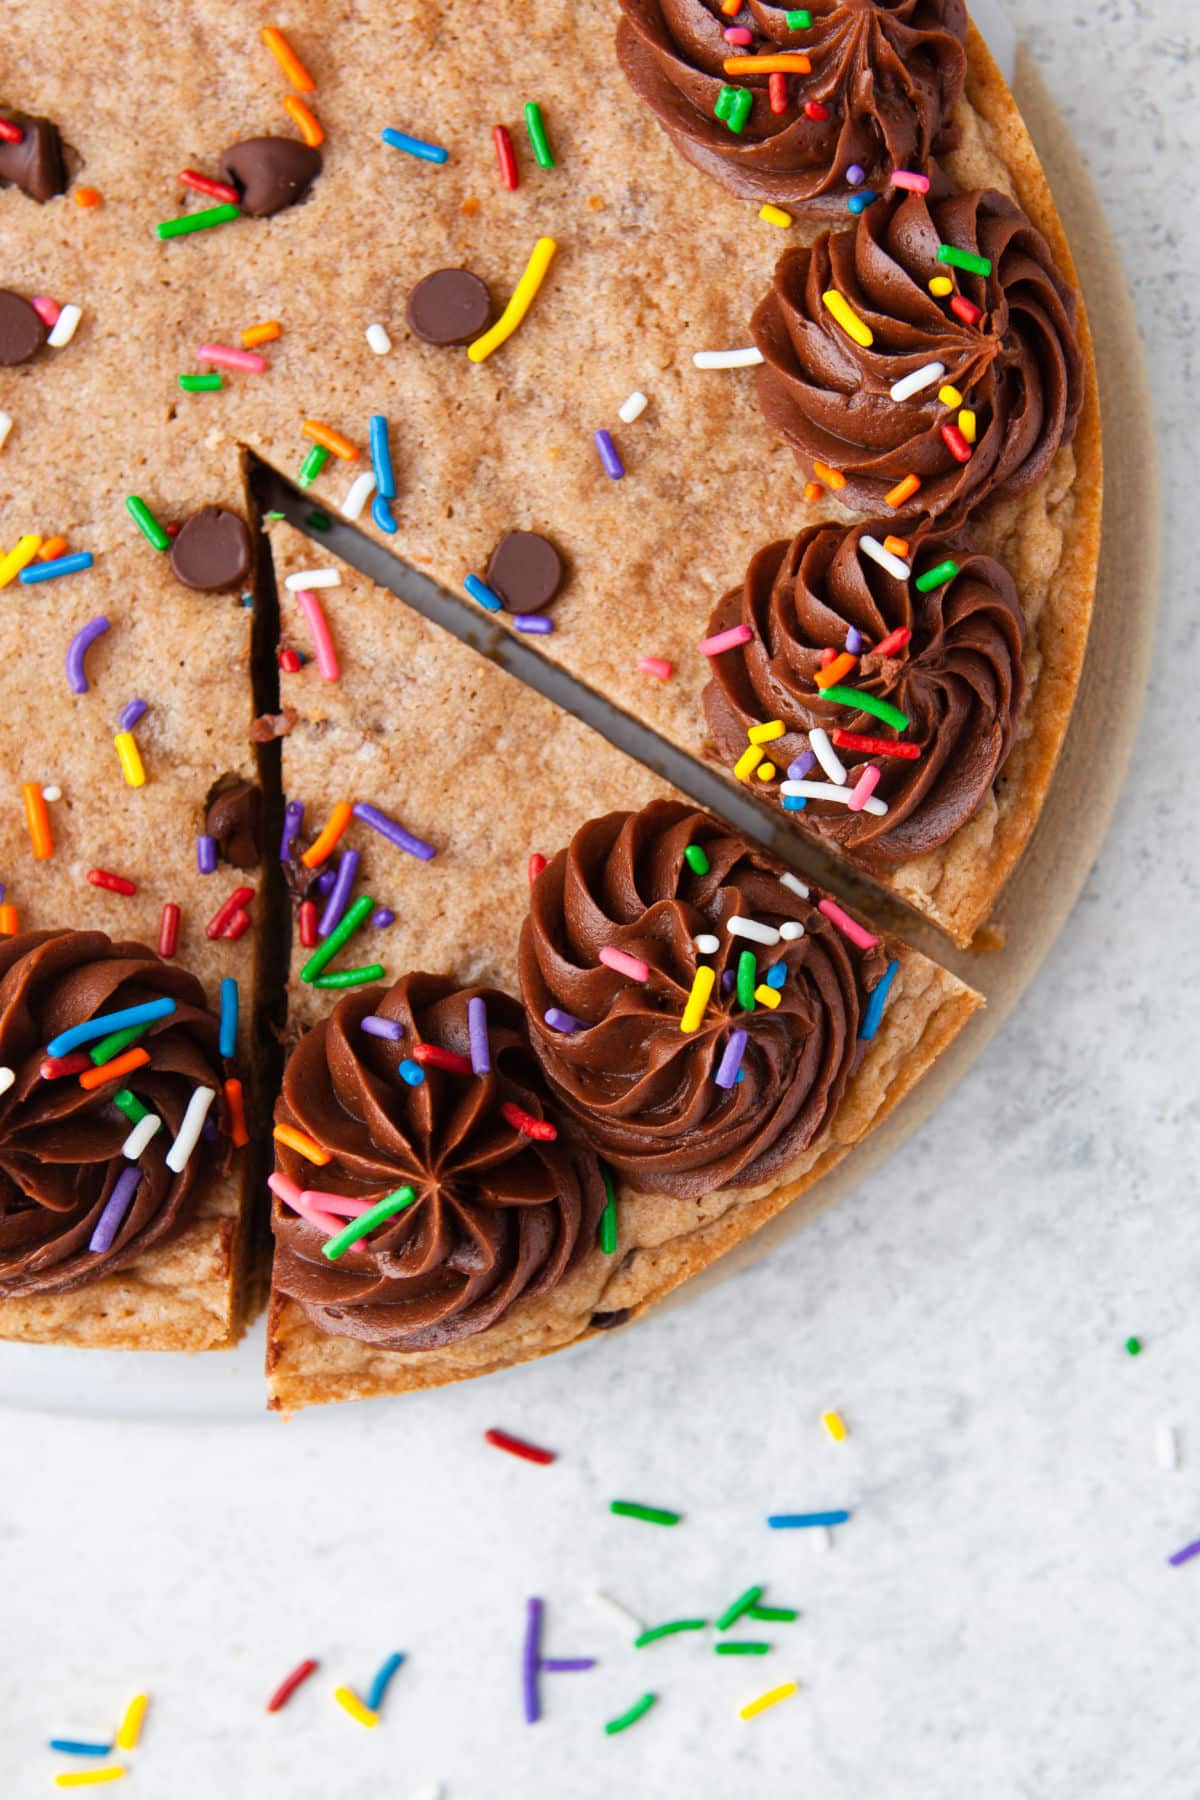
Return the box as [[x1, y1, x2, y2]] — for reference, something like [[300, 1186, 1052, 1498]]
[[405, 269, 492, 345], [486, 531, 565, 612], [0, 113, 67, 203], [0, 290, 46, 366], [205, 776, 263, 868], [169, 506, 253, 591], [219, 137, 321, 217], [589, 1308, 631, 1331]]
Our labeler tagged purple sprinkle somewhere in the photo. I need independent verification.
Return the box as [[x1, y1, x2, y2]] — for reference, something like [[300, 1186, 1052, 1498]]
[[1168, 1538, 1200, 1568], [541, 1658, 596, 1673], [201, 1116, 220, 1143], [544, 1007, 581, 1034], [353, 801, 436, 863], [65, 616, 110, 695], [715, 1028, 748, 1090], [594, 428, 625, 480], [118, 698, 148, 731], [846, 162, 865, 185], [318, 849, 360, 938], [371, 907, 396, 929], [280, 799, 304, 861], [721, 970, 736, 994], [361, 1015, 404, 1041], [845, 627, 864, 655], [522, 1597, 542, 1725], [314, 868, 337, 897], [0, 884, 5, 905], [468, 995, 490, 1076], [787, 751, 817, 781], [196, 834, 217, 875], [88, 1165, 141, 1254], [514, 613, 555, 634]]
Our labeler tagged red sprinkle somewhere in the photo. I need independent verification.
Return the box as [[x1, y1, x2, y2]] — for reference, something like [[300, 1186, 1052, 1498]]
[[279, 648, 302, 673], [949, 295, 982, 327], [528, 853, 547, 887], [872, 627, 912, 657], [501, 1101, 558, 1142], [804, 98, 830, 122], [265, 1657, 319, 1714], [941, 423, 973, 464], [0, 119, 24, 145], [298, 899, 318, 948], [484, 1428, 557, 1466], [87, 868, 136, 896], [413, 1043, 473, 1075], [493, 123, 519, 191], [159, 902, 181, 959], [224, 907, 253, 942], [206, 886, 254, 940], [40, 1052, 94, 1081], [179, 168, 241, 207], [768, 72, 789, 116], [832, 730, 922, 760], [818, 646, 837, 667]]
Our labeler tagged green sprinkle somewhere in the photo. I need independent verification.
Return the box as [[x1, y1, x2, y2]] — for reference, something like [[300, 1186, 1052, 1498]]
[[112, 1089, 148, 1125], [716, 1586, 763, 1632], [715, 1641, 771, 1655], [298, 443, 330, 489], [915, 559, 960, 593], [604, 1692, 657, 1736], [311, 962, 387, 990], [785, 8, 813, 25], [748, 1604, 798, 1623], [178, 371, 223, 392], [818, 685, 910, 732], [89, 1023, 149, 1066], [155, 203, 240, 240], [1125, 1336, 1143, 1357], [635, 1620, 707, 1648], [300, 894, 375, 983], [684, 844, 710, 876], [306, 510, 332, 531], [321, 1185, 417, 1262], [937, 243, 992, 277], [736, 950, 757, 1012], [715, 85, 753, 135], [264, 510, 285, 522], [125, 494, 170, 552], [610, 1501, 682, 1527], [599, 1163, 618, 1255], [524, 100, 555, 170]]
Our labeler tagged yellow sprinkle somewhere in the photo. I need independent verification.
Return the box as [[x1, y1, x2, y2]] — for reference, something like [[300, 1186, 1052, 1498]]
[[929, 275, 955, 297], [115, 1694, 148, 1752], [821, 290, 873, 349], [734, 744, 764, 782], [0, 532, 43, 588], [759, 203, 793, 229], [466, 237, 557, 365], [333, 1685, 378, 1728], [113, 731, 146, 789], [748, 720, 785, 745], [681, 964, 716, 1034], [755, 762, 776, 782], [958, 407, 977, 445], [55, 1768, 127, 1788], [753, 984, 781, 1011], [938, 383, 963, 408], [822, 1410, 848, 1442], [740, 1680, 798, 1721]]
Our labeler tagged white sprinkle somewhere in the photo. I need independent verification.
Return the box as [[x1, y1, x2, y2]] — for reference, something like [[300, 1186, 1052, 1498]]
[[809, 727, 847, 785], [285, 568, 340, 591], [590, 1589, 644, 1635], [0, 1067, 14, 1097], [41, 785, 62, 803], [782, 779, 888, 817], [694, 934, 721, 955], [618, 389, 648, 424], [0, 410, 12, 453], [859, 534, 912, 581], [165, 1085, 216, 1174], [728, 916, 781, 948], [693, 347, 764, 370], [342, 471, 378, 521], [779, 921, 806, 941], [1157, 1424, 1180, 1471], [122, 1113, 163, 1160], [779, 872, 810, 900], [889, 360, 945, 403], [366, 322, 392, 355], [47, 303, 82, 349], [811, 1526, 833, 1554]]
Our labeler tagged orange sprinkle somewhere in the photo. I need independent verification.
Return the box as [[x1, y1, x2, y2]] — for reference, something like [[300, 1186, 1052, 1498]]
[[803, 481, 822, 503], [723, 54, 811, 74], [224, 1077, 249, 1148], [283, 94, 324, 148], [73, 186, 101, 208], [813, 461, 847, 492], [21, 782, 53, 860], [301, 800, 354, 868], [241, 320, 281, 349], [274, 1121, 331, 1166], [814, 652, 857, 689], [885, 473, 922, 509], [261, 25, 316, 92], [459, 195, 480, 217], [0, 904, 18, 936], [301, 421, 360, 463], [38, 535, 69, 561], [79, 1047, 150, 1091], [883, 535, 910, 558], [720, 0, 741, 13]]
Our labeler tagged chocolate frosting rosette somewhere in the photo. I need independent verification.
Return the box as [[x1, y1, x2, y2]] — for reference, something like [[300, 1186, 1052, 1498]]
[[0, 930, 229, 1298], [752, 187, 1085, 521], [616, 0, 967, 216], [518, 800, 889, 1200], [271, 975, 605, 1351], [703, 519, 1024, 863]]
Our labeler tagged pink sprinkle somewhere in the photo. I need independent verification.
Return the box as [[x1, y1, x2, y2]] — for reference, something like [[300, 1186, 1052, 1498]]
[[599, 945, 650, 983], [638, 656, 673, 680], [32, 296, 61, 328], [847, 765, 881, 813], [267, 1172, 342, 1236], [818, 898, 879, 951], [300, 1190, 375, 1217], [723, 25, 752, 42], [197, 342, 269, 374], [295, 589, 340, 682], [891, 170, 931, 193], [699, 623, 754, 657]]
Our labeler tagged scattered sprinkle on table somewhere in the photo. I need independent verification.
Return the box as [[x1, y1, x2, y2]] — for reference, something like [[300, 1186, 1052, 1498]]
[[739, 1681, 798, 1721], [364, 1652, 405, 1713], [1125, 1336, 1142, 1356], [266, 1657, 319, 1713], [610, 1500, 681, 1527], [635, 1619, 706, 1647], [48, 1741, 111, 1757], [484, 1428, 556, 1465], [115, 1692, 149, 1752], [822, 1411, 848, 1442], [604, 1692, 657, 1736], [1167, 1537, 1200, 1569], [767, 1510, 851, 1529], [53, 1773, 126, 1790], [333, 1685, 378, 1728], [715, 1586, 763, 1631]]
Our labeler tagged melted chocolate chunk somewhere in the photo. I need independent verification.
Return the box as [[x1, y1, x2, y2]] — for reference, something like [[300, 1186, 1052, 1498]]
[[589, 1309, 631, 1332], [0, 290, 46, 366], [219, 137, 321, 217], [169, 506, 253, 591], [205, 777, 263, 869], [486, 531, 565, 612], [0, 113, 67, 203], [405, 268, 492, 345]]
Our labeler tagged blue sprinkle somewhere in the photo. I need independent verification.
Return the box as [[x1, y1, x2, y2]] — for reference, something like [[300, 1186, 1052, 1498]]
[[382, 127, 448, 165], [219, 976, 238, 1060], [365, 1651, 406, 1713], [514, 613, 554, 634], [398, 1059, 426, 1087], [859, 958, 900, 1043], [464, 573, 504, 613], [19, 550, 94, 584], [768, 1510, 851, 1529], [765, 962, 787, 990], [848, 190, 879, 214], [371, 493, 398, 534], [369, 413, 397, 500], [781, 795, 807, 812], [47, 1739, 112, 1757]]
